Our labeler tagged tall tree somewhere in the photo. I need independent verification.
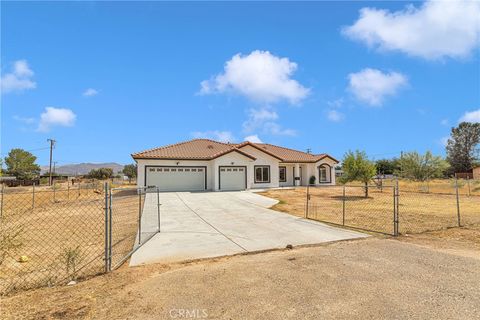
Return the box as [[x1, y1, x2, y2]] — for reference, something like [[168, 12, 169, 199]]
[[397, 151, 449, 181], [4, 148, 41, 180], [86, 168, 113, 180], [339, 150, 376, 197], [375, 158, 400, 175], [446, 122, 480, 173], [122, 164, 137, 183]]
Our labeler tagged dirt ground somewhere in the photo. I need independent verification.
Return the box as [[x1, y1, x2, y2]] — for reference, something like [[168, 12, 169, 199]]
[[1, 226, 479, 320]]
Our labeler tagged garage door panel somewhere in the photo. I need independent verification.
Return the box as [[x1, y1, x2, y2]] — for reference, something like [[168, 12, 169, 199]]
[[146, 167, 206, 191], [219, 166, 246, 191]]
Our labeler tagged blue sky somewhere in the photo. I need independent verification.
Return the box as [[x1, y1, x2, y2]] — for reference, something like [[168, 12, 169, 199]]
[[2, 1, 479, 166]]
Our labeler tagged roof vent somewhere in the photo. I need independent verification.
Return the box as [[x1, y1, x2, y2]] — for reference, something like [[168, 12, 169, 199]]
[[207, 145, 214, 149]]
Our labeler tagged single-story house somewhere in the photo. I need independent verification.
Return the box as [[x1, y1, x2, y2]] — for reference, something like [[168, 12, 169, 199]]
[[132, 139, 338, 192]]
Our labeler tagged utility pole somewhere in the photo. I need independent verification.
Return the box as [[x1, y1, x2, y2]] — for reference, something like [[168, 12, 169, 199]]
[[47, 139, 56, 186], [306, 148, 312, 154]]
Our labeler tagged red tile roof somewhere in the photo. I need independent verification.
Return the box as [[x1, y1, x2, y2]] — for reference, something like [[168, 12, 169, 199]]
[[132, 139, 338, 163]]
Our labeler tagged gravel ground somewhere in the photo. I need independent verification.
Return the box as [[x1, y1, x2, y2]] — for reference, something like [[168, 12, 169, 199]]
[[2, 232, 480, 320]]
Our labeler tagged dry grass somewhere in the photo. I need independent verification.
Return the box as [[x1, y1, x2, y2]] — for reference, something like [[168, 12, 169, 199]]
[[0, 185, 140, 295], [260, 183, 480, 235]]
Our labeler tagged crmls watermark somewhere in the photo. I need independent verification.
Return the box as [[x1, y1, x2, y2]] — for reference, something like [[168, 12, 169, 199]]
[[169, 308, 208, 319]]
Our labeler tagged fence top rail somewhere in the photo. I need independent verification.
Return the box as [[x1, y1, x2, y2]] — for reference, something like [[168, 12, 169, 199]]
[[307, 184, 396, 188], [111, 186, 159, 192]]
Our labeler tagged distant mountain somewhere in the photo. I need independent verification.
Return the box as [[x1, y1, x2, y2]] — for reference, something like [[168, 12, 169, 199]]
[[41, 162, 125, 175]]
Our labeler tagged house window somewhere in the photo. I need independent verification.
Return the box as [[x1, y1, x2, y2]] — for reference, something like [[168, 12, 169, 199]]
[[149, 168, 155, 172], [255, 166, 270, 183], [279, 166, 287, 182], [157, 168, 162, 172], [319, 165, 329, 183]]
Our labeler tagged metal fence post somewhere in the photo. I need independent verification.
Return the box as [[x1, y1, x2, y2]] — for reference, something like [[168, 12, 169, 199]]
[[0, 183, 4, 220], [67, 180, 70, 201], [305, 184, 310, 218], [342, 185, 346, 226], [138, 189, 142, 244], [392, 186, 397, 236], [394, 182, 399, 236], [104, 182, 109, 273], [157, 187, 161, 233], [32, 182, 35, 210], [108, 186, 112, 271], [455, 177, 461, 227]]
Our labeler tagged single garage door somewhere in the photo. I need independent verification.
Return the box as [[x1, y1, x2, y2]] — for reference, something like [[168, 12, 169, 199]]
[[219, 166, 246, 191], [146, 167, 206, 191]]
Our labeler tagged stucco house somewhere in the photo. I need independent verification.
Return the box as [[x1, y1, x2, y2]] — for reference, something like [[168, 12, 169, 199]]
[[132, 139, 338, 191]]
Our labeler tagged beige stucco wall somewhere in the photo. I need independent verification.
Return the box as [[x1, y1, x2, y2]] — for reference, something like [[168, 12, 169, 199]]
[[211, 152, 254, 191], [238, 145, 281, 189]]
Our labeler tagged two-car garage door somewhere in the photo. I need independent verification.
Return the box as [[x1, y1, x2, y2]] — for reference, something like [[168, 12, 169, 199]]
[[146, 166, 247, 191], [146, 166, 206, 192]]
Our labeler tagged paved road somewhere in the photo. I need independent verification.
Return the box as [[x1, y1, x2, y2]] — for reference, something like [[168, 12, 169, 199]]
[[130, 191, 367, 266]]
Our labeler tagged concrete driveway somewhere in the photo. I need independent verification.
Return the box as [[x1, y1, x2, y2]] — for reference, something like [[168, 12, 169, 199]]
[[130, 191, 367, 266]]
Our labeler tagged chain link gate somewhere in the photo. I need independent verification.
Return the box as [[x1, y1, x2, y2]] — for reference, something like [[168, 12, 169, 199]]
[[104, 185, 161, 272]]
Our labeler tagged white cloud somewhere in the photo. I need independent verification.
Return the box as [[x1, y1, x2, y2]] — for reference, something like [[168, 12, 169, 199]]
[[38, 107, 76, 132], [199, 50, 309, 104], [83, 88, 98, 97], [343, 0, 480, 60], [242, 108, 278, 132], [440, 119, 449, 126], [459, 109, 480, 123], [1, 60, 36, 94], [192, 130, 235, 143], [244, 135, 263, 143], [327, 110, 345, 122], [263, 122, 297, 136], [327, 98, 344, 109], [13, 115, 36, 124], [242, 107, 295, 136], [348, 68, 408, 106]]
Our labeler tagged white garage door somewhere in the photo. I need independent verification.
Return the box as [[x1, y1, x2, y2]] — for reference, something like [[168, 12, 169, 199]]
[[146, 167, 206, 191], [219, 166, 246, 191]]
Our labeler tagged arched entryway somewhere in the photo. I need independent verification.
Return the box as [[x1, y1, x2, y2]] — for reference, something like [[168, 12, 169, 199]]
[[318, 163, 331, 183]]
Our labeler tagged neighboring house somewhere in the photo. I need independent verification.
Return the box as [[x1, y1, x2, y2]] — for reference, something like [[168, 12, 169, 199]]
[[132, 139, 338, 192], [473, 166, 480, 180]]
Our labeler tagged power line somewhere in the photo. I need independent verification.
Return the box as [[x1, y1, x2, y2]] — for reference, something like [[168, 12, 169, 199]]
[[0, 146, 50, 156]]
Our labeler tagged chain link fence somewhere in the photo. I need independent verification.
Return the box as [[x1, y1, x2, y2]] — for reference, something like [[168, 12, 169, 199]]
[[306, 185, 396, 235], [305, 178, 480, 235], [0, 182, 160, 296]]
